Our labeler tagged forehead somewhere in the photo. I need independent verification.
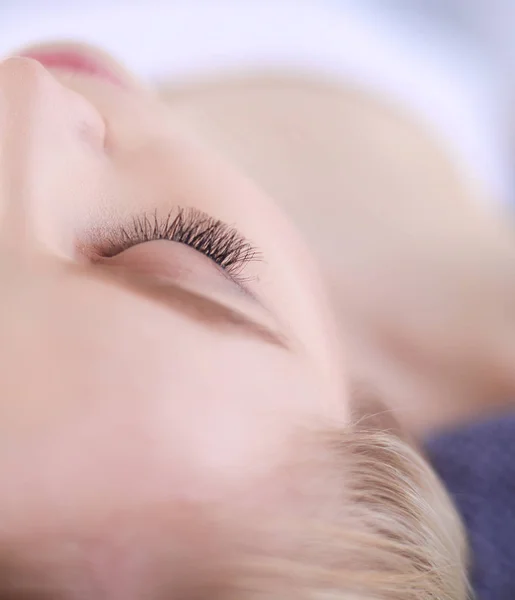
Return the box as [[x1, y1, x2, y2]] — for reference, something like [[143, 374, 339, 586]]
[[0, 420, 341, 599]]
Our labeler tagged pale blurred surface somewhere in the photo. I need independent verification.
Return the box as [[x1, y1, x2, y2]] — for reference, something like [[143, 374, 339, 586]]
[[1, 0, 513, 207]]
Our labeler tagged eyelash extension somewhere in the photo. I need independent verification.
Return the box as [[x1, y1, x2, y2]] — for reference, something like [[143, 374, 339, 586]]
[[101, 207, 261, 282]]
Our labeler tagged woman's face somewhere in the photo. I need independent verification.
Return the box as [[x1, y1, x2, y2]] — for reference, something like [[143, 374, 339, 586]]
[[0, 43, 346, 592]]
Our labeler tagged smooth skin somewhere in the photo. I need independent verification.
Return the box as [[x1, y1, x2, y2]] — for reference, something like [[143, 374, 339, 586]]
[[0, 46, 348, 595]]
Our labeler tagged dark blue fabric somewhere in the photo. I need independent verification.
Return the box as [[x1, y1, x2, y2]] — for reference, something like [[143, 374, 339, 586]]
[[425, 414, 515, 600]]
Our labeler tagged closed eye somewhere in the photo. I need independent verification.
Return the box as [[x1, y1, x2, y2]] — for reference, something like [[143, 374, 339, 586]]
[[89, 207, 262, 286]]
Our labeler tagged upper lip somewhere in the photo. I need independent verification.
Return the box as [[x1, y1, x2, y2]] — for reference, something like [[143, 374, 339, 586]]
[[11, 43, 132, 89]]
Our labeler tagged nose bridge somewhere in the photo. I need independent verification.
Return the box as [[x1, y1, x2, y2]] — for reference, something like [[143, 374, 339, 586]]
[[0, 57, 105, 250]]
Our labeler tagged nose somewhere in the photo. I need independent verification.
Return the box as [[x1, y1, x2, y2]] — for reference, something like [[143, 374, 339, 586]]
[[0, 57, 106, 251], [0, 56, 106, 159]]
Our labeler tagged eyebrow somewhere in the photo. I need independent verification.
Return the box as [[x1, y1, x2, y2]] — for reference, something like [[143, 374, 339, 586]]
[[80, 263, 290, 350]]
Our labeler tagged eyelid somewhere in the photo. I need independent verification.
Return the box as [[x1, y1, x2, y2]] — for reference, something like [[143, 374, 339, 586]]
[[95, 240, 273, 320], [83, 258, 285, 347], [101, 238, 260, 301], [89, 207, 262, 290]]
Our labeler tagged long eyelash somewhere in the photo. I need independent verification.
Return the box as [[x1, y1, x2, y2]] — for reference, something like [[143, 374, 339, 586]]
[[101, 207, 261, 282]]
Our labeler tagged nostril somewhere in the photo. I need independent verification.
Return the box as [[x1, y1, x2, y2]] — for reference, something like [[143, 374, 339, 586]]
[[61, 88, 107, 152], [57, 86, 107, 151], [77, 115, 107, 151]]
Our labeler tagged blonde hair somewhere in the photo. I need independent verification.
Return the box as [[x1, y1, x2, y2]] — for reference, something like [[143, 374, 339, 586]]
[[324, 425, 469, 599], [225, 421, 470, 600]]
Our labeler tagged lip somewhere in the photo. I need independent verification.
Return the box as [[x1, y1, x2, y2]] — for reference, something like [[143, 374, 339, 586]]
[[17, 49, 126, 88]]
